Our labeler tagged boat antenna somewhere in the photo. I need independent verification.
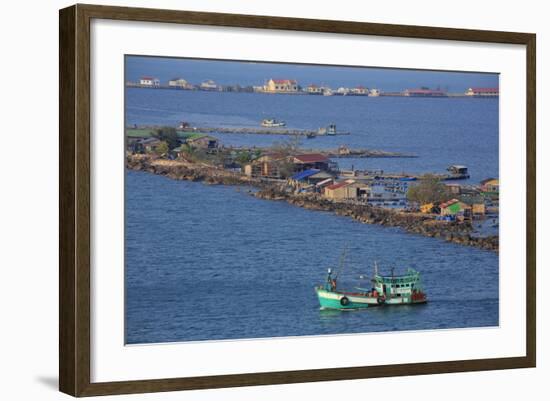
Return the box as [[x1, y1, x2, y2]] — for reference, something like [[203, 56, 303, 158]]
[[374, 261, 379, 276], [334, 246, 349, 280]]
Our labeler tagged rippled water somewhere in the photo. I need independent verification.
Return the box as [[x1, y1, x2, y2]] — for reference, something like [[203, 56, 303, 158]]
[[125, 171, 498, 344], [126, 89, 498, 184]]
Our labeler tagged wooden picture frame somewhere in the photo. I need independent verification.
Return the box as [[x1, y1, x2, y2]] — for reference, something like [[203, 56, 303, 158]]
[[59, 3, 536, 397]]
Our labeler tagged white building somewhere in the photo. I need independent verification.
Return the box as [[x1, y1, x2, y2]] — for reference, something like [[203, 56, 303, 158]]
[[306, 84, 323, 94], [350, 86, 369, 95], [369, 88, 381, 97], [168, 78, 189, 88], [200, 79, 218, 90], [139, 76, 160, 86], [336, 87, 351, 95]]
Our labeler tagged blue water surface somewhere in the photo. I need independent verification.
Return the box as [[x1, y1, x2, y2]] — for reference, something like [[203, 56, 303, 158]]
[[125, 171, 498, 344], [126, 89, 498, 183]]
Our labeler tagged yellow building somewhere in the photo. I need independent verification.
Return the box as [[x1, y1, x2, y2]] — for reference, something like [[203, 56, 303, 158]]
[[420, 203, 434, 214], [324, 180, 369, 201], [264, 79, 298, 93], [480, 178, 499, 193], [472, 203, 486, 216]]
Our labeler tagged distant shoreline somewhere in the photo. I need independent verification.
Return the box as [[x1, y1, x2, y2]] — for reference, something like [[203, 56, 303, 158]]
[[125, 83, 499, 98]]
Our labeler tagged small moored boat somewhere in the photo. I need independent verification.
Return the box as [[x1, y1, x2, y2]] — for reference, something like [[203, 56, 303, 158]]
[[261, 118, 286, 127], [317, 124, 349, 136], [315, 256, 427, 310]]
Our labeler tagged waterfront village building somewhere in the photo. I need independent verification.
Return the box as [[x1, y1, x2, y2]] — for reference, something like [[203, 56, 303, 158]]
[[336, 87, 350, 95], [472, 203, 486, 216], [350, 86, 369, 95], [446, 183, 461, 195], [168, 78, 190, 88], [366, 181, 408, 207], [185, 134, 219, 149], [480, 178, 499, 193], [264, 79, 299, 93], [200, 80, 218, 91], [134, 137, 163, 153], [368, 88, 381, 97], [244, 153, 286, 178], [465, 87, 499, 97], [306, 84, 323, 94], [288, 169, 334, 191], [139, 76, 160, 86], [324, 180, 370, 201], [439, 199, 472, 217], [292, 153, 332, 172]]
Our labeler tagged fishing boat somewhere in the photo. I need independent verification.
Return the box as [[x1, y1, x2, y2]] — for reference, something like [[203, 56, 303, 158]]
[[317, 124, 349, 136], [315, 253, 427, 310], [261, 118, 286, 127]]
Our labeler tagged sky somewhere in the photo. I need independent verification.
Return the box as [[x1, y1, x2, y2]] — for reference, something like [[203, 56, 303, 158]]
[[126, 55, 499, 93]]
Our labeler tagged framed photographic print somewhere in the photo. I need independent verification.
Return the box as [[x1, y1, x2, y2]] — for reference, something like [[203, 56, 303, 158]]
[[59, 4, 536, 397]]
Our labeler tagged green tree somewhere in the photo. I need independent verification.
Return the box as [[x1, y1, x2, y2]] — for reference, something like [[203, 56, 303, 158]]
[[155, 141, 169, 156], [235, 151, 253, 166], [407, 174, 452, 205], [153, 126, 180, 150], [179, 144, 198, 161]]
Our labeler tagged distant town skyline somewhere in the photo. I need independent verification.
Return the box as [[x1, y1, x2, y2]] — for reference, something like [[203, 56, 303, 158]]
[[126, 55, 499, 93]]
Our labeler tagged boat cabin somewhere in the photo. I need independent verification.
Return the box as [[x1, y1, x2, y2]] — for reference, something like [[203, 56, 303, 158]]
[[447, 165, 469, 175], [372, 268, 425, 301]]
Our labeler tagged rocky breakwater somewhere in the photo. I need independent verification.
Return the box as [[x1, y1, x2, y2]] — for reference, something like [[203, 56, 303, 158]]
[[254, 186, 498, 251], [126, 154, 260, 186]]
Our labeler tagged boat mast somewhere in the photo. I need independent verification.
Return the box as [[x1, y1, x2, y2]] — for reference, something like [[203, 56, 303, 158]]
[[334, 247, 349, 280]]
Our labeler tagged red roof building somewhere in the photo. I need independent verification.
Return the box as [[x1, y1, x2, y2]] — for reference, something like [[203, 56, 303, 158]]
[[292, 153, 332, 173], [293, 153, 330, 164], [265, 78, 299, 93], [272, 79, 297, 84], [326, 181, 351, 191]]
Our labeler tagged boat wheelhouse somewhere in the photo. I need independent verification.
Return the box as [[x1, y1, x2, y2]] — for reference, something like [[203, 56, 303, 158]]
[[371, 268, 427, 305]]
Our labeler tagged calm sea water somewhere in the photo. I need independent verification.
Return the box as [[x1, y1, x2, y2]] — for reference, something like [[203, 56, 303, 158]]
[[126, 89, 498, 183], [125, 171, 498, 344]]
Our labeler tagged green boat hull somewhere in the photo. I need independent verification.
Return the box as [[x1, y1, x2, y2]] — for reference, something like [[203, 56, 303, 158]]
[[316, 288, 374, 310]]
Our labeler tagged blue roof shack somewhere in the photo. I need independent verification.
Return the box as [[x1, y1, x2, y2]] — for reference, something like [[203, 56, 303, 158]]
[[290, 169, 320, 182], [289, 169, 334, 191]]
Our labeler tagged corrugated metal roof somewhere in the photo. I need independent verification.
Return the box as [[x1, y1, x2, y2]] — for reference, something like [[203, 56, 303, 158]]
[[293, 153, 330, 163], [326, 181, 351, 190], [290, 169, 320, 181], [440, 199, 460, 208], [316, 178, 333, 187]]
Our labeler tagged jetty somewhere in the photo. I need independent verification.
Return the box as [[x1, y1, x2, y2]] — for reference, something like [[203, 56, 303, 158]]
[[126, 125, 350, 138], [182, 126, 350, 137], [125, 154, 497, 252]]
